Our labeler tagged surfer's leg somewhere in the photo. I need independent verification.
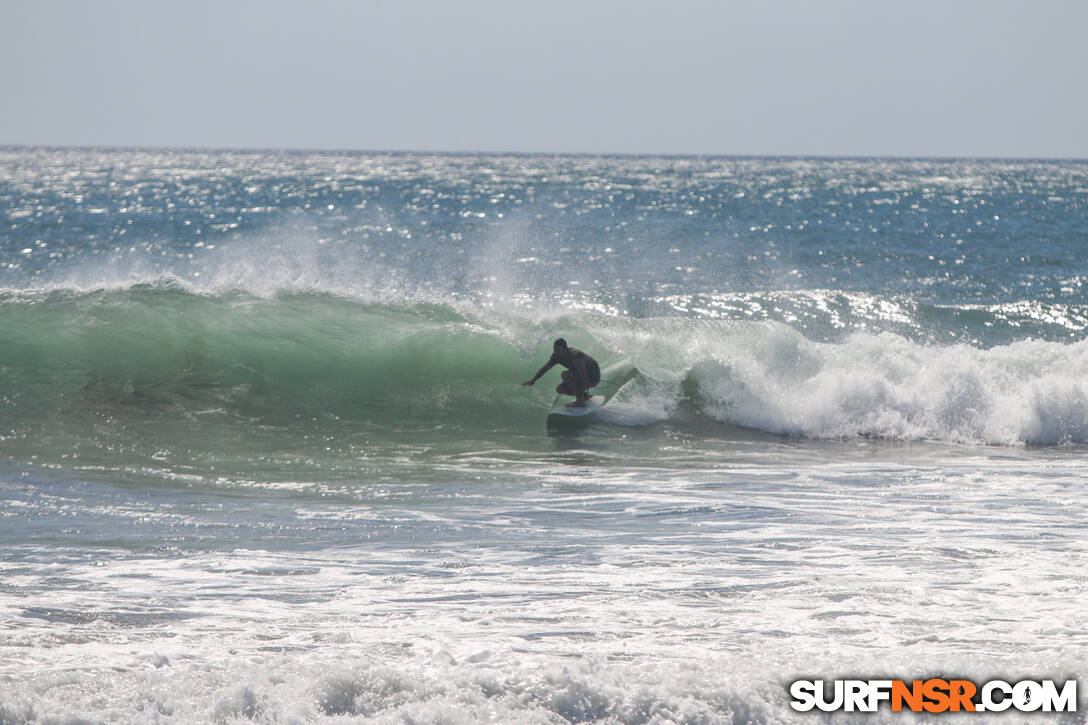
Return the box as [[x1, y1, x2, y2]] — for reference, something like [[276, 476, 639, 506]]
[[558, 371, 578, 397], [584, 371, 600, 399], [570, 371, 588, 405], [560, 371, 587, 406]]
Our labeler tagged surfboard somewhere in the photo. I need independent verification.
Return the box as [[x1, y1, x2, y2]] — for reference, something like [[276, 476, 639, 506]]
[[546, 397, 603, 429], [548, 397, 604, 417]]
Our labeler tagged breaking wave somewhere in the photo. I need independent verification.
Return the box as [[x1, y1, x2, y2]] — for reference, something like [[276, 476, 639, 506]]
[[4, 283, 1088, 456]]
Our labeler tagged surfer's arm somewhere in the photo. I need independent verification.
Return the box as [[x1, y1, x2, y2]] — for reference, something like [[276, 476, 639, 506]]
[[522, 361, 555, 386]]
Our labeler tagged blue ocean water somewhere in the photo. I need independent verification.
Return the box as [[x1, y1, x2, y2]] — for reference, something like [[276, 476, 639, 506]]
[[1, 148, 1086, 722]]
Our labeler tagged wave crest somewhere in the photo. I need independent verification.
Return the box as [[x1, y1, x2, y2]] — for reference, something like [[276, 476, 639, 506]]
[[673, 325, 1088, 445]]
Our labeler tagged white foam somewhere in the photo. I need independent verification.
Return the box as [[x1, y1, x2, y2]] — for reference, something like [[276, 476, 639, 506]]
[[4, 444, 1087, 723], [602, 319, 1088, 445]]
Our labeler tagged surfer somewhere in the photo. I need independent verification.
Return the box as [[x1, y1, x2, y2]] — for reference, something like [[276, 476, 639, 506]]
[[522, 338, 601, 406]]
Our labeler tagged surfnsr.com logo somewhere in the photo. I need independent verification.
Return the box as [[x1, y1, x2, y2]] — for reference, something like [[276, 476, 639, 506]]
[[789, 679, 1077, 713]]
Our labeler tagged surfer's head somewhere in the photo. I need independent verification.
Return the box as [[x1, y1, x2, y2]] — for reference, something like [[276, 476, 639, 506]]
[[553, 338, 568, 352]]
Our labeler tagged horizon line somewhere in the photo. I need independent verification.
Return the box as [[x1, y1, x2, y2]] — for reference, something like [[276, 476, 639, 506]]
[[2, 143, 1086, 164]]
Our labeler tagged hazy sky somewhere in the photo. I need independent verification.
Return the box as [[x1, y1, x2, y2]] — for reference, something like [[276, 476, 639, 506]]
[[4, 0, 1086, 157]]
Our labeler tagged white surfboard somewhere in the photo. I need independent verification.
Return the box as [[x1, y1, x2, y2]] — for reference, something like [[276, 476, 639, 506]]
[[548, 397, 604, 417], [546, 397, 604, 429]]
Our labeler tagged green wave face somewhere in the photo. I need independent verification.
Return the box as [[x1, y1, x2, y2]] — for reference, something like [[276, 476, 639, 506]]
[[5, 288, 525, 404], [0, 287, 573, 475]]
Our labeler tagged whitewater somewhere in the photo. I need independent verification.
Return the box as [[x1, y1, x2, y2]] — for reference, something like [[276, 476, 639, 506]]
[[1, 148, 1086, 723]]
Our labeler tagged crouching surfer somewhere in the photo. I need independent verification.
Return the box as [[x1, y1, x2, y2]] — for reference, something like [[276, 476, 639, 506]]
[[522, 338, 600, 407]]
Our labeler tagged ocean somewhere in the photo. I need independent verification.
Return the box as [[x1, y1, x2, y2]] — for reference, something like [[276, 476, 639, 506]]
[[1, 148, 1086, 723]]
